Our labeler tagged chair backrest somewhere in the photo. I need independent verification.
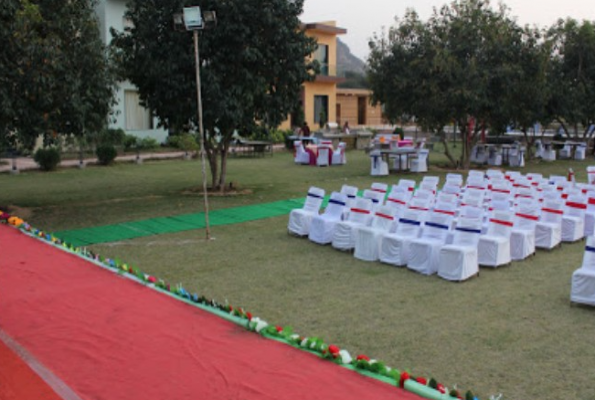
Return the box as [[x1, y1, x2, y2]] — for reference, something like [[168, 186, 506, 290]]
[[468, 170, 485, 181], [340, 185, 359, 207], [514, 199, 540, 229], [442, 183, 462, 197], [452, 217, 483, 246], [417, 149, 429, 159], [363, 189, 384, 210], [436, 192, 458, 205], [414, 188, 434, 202], [587, 193, 595, 213], [527, 173, 543, 183], [396, 209, 422, 236], [370, 205, 396, 231], [486, 169, 504, 180], [422, 176, 440, 187], [466, 176, 487, 191], [371, 182, 389, 196], [397, 179, 416, 192], [446, 173, 463, 187], [421, 212, 451, 241], [324, 192, 348, 219], [304, 187, 325, 213], [490, 199, 510, 211], [386, 192, 409, 215], [541, 200, 564, 223], [565, 195, 587, 218], [317, 147, 330, 166], [348, 197, 374, 224], [408, 197, 431, 212], [582, 236, 595, 270], [487, 210, 514, 238], [433, 201, 457, 217]]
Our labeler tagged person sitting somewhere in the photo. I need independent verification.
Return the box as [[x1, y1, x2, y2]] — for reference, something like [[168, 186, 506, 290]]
[[342, 121, 350, 135], [300, 122, 311, 137]]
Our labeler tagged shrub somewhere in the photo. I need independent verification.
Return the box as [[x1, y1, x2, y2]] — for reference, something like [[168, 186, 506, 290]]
[[97, 128, 126, 146], [33, 148, 61, 171], [166, 135, 181, 148], [139, 137, 159, 150], [123, 134, 139, 151], [96, 144, 117, 165], [177, 134, 199, 151]]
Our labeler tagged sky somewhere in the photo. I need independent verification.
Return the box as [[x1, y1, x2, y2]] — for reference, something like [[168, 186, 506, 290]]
[[302, 0, 595, 60]]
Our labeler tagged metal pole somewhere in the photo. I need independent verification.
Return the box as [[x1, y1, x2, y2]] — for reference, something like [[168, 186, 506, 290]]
[[193, 30, 211, 240]]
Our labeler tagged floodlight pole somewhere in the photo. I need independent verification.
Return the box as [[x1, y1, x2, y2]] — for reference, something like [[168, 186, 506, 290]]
[[193, 30, 211, 240]]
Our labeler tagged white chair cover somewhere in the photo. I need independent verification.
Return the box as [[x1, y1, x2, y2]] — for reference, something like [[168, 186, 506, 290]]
[[316, 146, 330, 167], [437, 217, 482, 281], [371, 182, 389, 196], [308, 192, 348, 245], [559, 142, 572, 159], [571, 236, 595, 306], [410, 149, 429, 173], [445, 173, 464, 187], [510, 199, 539, 260], [378, 209, 422, 266], [287, 187, 325, 236], [574, 143, 586, 160], [370, 150, 388, 176], [363, 188, 385, 212], [587, 166, 595, 185], [332, 142, 347, 165], [478, 210, 514, 267], [562, 195, 587, 242], [354, 205, 396, 262], [408, 212, 452, 275], [340, 185, 359, 208], [331, 197, 374, 251], [397, 179, 416, 193], [385, 192, 409, 218], [535, 200, 563, 249], [294, 141, 311, 164], [585, 193, 595, 236], [422, 176, 440, 187]]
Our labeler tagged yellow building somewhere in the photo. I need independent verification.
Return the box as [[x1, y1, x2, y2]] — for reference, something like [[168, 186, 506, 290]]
[[281, 21, 346, 130], [336, 88, 386, 127]]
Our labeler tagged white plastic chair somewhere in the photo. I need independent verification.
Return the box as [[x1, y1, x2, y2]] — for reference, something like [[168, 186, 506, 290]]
[[571, 236, 595, 306], [535, 200, 563, 249], [397, 179, 416, 193], [510, 199, 539, 260], [422, 176, 440, 188], [294, 141, 310, 165], [477, 210, 514, 267], [437, 217, 483, 282], [446, 173, 464, 187], [308, 192, 348, 245], [410, 149, 429, 173], [332, 142, 347, 165], [354, 205, 397, 262], [287, 187, 325, 236], [371, 182, 389, 196], [407, 211, 452, 275], [378, 209, 423, 266], [488, 147, 503, 166], [562, 195, 587, 242], [331, 197, 374, 251]]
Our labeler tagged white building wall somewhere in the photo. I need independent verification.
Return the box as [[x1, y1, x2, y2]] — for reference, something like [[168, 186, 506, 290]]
[[96, 0, 168, 143]]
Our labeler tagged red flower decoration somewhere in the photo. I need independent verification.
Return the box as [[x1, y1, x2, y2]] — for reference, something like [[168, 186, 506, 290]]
[[246, 312, 253, 321], [275, 325, 283, 333], [147, 276, 157, 283], [356, 354, 370, 361], [399, 371, 410, 388], [437, 384, 445, 394], [416, 377, 427, 385], [328, 345, 340, 356]]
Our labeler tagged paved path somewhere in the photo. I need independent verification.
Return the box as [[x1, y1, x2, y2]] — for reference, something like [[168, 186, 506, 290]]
[[0, 152, 188, 173]]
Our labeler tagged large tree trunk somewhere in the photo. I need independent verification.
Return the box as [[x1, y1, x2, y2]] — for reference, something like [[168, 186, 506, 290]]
[[438, 130, 457, 168], [218, 144, 229, 192]]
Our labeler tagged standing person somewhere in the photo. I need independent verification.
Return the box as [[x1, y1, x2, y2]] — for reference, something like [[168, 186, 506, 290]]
[[300, 121, 311, 137], [342, 121, 350, 135]]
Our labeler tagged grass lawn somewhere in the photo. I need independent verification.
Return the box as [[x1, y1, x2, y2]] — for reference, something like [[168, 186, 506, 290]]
[[1, 147, 594, 399]]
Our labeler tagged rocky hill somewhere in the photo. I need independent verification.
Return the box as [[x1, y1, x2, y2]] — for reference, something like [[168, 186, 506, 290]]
[[337, 38, 365, 75]]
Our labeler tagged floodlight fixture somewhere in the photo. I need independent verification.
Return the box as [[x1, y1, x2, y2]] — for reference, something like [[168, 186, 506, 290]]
[[183, 6, 204, 30]]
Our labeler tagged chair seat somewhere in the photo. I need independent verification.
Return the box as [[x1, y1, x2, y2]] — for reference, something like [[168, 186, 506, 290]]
[[571, 268, 595, 306], [437, 245, 478, 281]]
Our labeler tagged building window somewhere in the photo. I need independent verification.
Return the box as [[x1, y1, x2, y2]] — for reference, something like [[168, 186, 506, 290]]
[[124, 90, 151, 131], [313, 44, 329, 76], [314, 95, 328, 127]]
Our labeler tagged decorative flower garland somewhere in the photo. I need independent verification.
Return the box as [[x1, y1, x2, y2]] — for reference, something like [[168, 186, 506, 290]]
[[0, 209, 498, 400]]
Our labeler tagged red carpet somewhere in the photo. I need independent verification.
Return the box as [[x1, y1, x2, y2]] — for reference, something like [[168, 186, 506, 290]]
[[0, 225, 422, 400]]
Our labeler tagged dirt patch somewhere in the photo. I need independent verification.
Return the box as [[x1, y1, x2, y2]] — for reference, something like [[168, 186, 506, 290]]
[[1, 205, 34, 219], [181, 183, 253, 197]]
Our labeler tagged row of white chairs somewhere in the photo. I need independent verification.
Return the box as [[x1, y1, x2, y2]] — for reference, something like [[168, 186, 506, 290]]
[[294, 140, 346, 166], [288, 169, 595, 282]]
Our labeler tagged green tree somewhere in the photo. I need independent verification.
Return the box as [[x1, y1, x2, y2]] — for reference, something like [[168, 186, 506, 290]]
[[547, 19, 595, 138], [111, 0, 317, 190], [0, 0, 116, 151], [368, 0, 531, 168]]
